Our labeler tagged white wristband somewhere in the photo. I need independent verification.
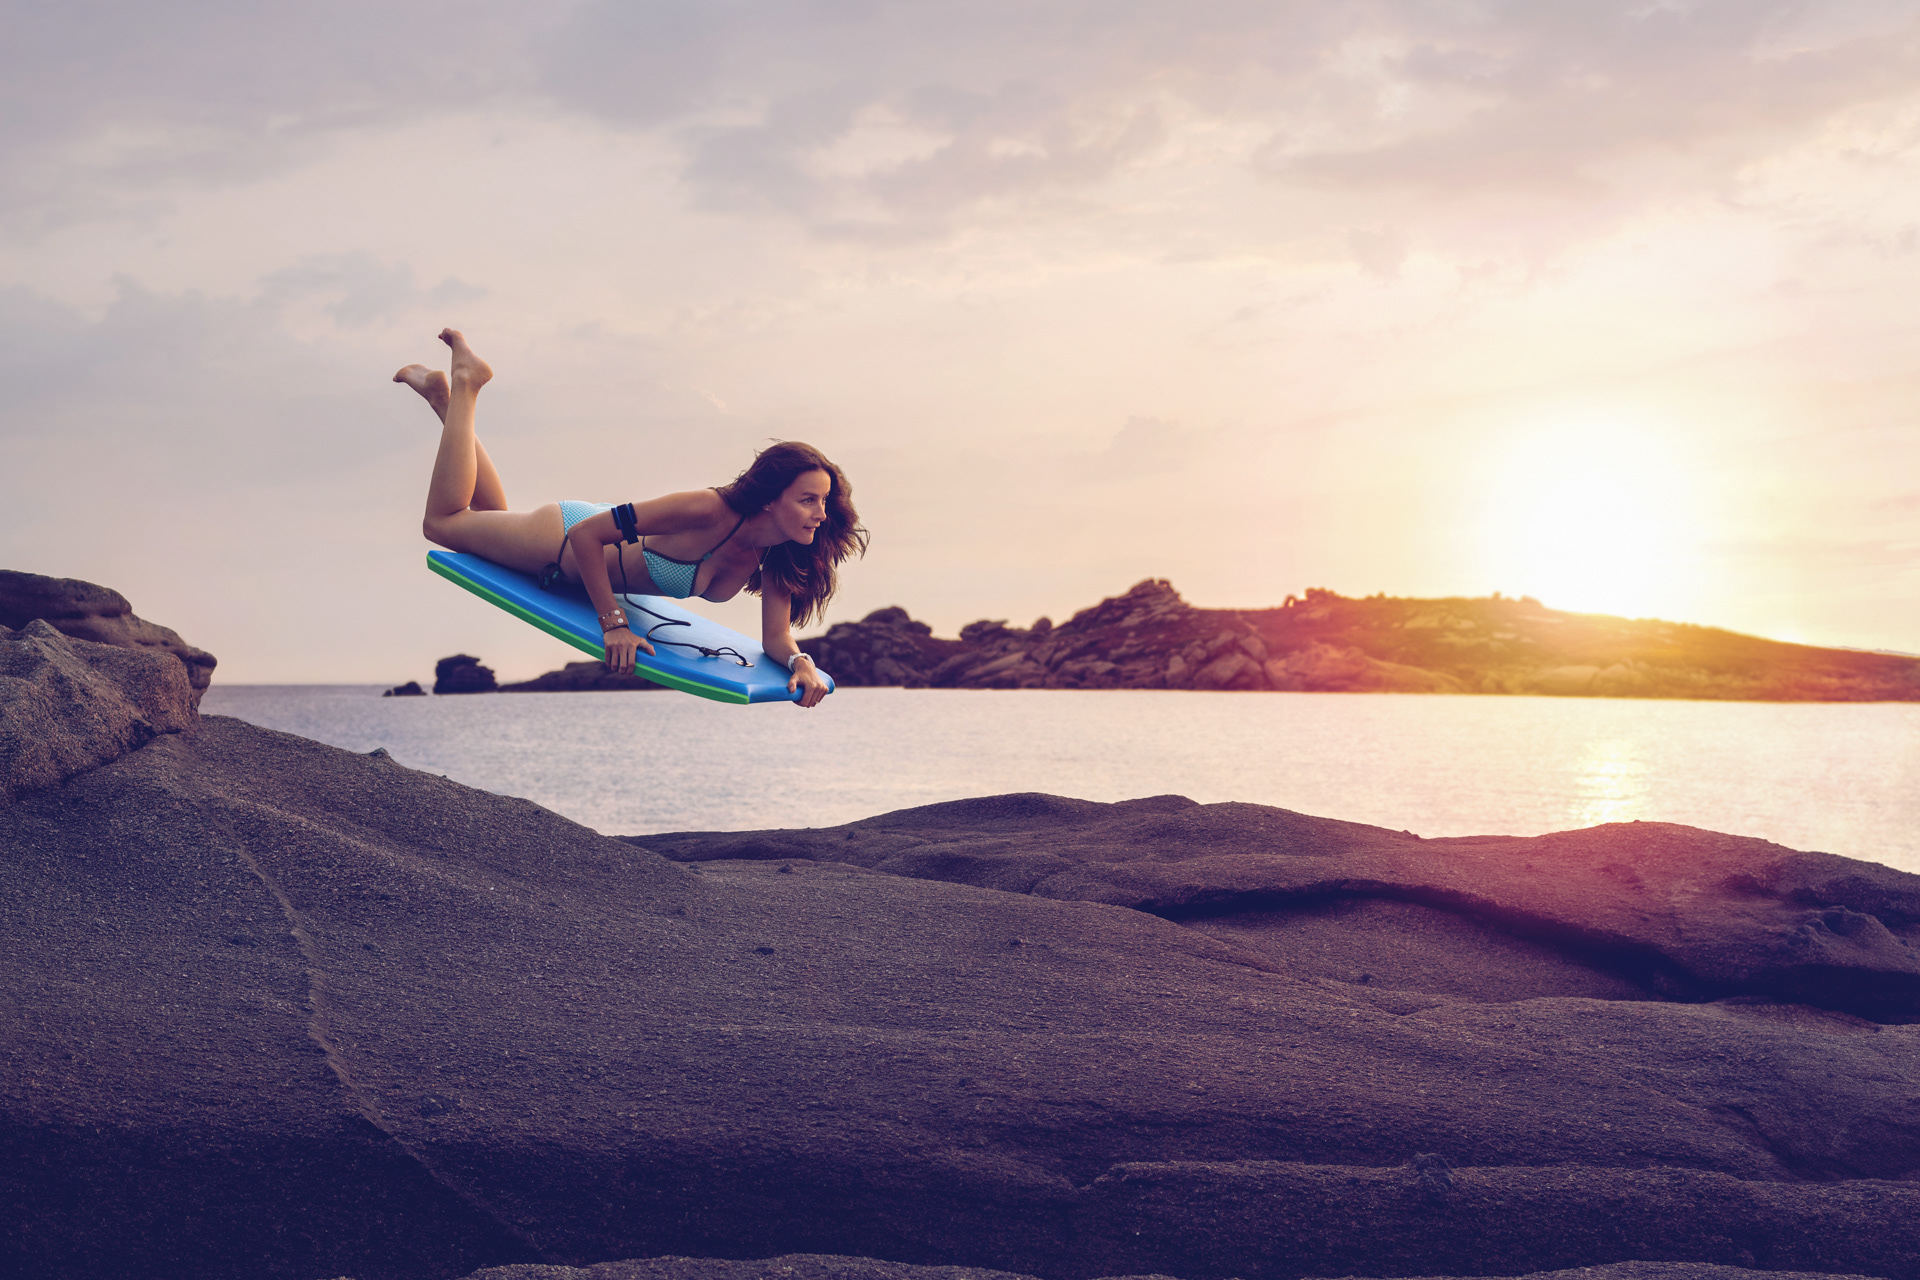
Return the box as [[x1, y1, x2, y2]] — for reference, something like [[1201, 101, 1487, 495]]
[[786, 652, 813, 672]]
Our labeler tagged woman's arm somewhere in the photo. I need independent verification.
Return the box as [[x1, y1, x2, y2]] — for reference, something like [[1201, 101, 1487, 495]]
[[761, 587, 831, 709], [566, 491, 726, 675], [568, 509, 652, 675]]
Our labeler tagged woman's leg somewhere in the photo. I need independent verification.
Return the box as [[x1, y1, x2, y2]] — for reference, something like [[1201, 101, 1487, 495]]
[[393, 357, 507, 511], [424, 328, 492, 525], [398, 330, 563, 570], [472, 440, 507, 512]]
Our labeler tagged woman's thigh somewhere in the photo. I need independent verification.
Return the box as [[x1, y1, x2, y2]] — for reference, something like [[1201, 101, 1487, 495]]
[[428, 503, 566, 574]]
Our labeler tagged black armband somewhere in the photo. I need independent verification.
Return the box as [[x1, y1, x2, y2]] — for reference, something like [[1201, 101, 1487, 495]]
[[611, 502, 640, 545]]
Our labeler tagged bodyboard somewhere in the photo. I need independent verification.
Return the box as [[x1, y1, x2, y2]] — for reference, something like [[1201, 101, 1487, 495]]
[[426, 550, 830, 705]]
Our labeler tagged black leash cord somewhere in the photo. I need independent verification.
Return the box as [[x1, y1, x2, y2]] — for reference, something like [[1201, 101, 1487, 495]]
[[546, 525, 749, 668], [620, 598, 751, 668]]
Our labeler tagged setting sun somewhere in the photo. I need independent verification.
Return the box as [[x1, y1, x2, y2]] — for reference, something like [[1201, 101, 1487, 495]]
[[1477, 407, 1706, 620]]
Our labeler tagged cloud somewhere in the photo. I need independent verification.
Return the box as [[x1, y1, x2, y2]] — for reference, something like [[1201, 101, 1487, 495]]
[[535, 0, 1920, 255], [1279, 1, 1920, 195], [538, 0, 731, 126], [0, 0, 541, 229], [11, 0, 1920, 250], [0, 277, 413, 497], [259, 254, 486, 329]]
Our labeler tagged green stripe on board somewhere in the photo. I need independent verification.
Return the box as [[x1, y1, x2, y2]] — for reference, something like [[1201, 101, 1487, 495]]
[[425, 554, 752, 705]]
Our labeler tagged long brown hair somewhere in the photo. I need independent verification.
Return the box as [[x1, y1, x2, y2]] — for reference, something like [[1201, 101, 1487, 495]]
[[717, 441, 867, 627]]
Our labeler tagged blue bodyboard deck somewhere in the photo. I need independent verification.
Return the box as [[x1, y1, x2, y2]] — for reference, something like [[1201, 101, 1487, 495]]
[[426, 550, 827, 705]]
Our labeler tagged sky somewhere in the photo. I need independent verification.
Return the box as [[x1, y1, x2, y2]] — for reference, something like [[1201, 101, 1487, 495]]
[[3, 0, 1919, 683]]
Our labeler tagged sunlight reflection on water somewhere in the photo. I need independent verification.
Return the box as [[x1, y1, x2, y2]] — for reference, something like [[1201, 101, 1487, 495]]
[[1570, 738, 1647, 828], [200, 686, 1920, 874]]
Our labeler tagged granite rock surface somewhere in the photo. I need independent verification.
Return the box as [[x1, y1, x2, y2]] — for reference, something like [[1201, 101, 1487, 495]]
[[798, 606, 972, 687], [0, 618, 198, 806], [637, 794, 1920, 1022], [6, 725, 1920, 1280], [413, 1258, 1889, 1280], [0, 568, 217, 701], [405, 1256, 1137, 1280]]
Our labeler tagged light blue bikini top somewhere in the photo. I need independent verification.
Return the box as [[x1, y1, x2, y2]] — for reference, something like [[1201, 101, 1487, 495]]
[[557, 499, 747, 601]]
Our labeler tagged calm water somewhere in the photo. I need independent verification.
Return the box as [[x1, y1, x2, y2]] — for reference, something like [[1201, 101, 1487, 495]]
[[200, 686, 1920, 874]]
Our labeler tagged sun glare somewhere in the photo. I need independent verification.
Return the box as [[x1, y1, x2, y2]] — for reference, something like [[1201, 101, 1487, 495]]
[[1476, 407, 1703, 620], [1571, 738, 1650, 827]]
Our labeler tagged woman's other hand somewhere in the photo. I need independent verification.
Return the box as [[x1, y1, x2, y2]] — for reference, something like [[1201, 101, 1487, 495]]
[[788, 654, 830, 708], [602, 626, 653, 676]]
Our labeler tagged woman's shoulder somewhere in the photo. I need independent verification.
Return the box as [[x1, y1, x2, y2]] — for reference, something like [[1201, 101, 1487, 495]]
[[637, 487, 732, 528]]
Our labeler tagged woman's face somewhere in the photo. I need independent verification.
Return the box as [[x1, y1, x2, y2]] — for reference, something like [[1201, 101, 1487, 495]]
[[770, 468, 832, 544]]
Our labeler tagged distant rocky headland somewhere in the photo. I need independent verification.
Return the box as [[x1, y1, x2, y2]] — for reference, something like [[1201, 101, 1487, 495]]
[[799, 580, 1920, 701], [386, 652, 667, 695], [385, 578, 1918, 702], [7, 568, 1920, 1280]]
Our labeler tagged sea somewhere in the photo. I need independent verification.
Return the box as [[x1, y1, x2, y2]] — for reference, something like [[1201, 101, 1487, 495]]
[[198, 686, 1920, 875]]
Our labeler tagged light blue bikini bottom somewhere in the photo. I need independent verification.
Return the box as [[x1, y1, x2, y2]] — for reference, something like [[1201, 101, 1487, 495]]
[[558, 500, 613, 534]]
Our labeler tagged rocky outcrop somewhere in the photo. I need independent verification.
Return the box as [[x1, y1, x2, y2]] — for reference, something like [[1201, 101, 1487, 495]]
[[384, 680, 428, 697], [500, 661, 665, 693], [802, 581, 1276, 691], [435, 653, 498, 694], [0, 569, 217, 704], [797, 606, 973, 686], [0, 618, 197, 806], [797, 582, 1920, 700], [432, 1259, 1887, 1280], [935, 580, 1277, 691], [9, 723, 1920, 1280], [638, 794, 1920, 1023], [437, 1260, 1127, 1280]]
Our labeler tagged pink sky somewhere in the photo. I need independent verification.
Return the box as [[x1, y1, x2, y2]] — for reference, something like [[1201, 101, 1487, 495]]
[[3, 1, 1918, 682]]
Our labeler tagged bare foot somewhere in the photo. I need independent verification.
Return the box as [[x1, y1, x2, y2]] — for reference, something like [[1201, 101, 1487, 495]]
[[392, 364, 450, 421], [439, 328, 493, 393]]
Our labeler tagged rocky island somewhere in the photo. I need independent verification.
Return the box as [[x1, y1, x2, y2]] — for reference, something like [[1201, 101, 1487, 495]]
[[4, 571, 1920, 1280], [800, 582, 1920, 700]]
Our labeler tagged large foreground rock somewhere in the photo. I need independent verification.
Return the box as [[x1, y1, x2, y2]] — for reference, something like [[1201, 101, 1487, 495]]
[[431, 1259, 1889, 1280], [639, 794, 1920, 1022], [0, 619, 197, 806], [0, 568, 217, 701], [5, 726, 1920, 1280]]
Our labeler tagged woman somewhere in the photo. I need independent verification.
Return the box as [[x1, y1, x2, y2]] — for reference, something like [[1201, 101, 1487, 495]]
[[397, 329, 863, 708]]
